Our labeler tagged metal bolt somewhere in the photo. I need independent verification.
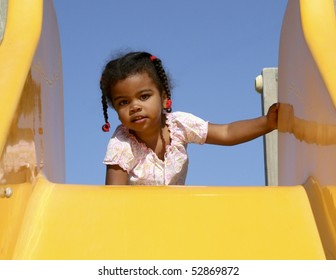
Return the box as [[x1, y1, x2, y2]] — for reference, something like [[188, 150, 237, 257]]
[[0, 187, 13, 198], [255, 74, 263, 94]]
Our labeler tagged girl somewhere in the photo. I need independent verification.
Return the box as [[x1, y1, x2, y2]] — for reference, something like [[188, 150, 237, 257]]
[[100, 51, 278, 185]]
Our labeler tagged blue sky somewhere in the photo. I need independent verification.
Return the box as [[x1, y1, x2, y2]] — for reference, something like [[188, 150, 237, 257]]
[[53, 0, 287, 186]]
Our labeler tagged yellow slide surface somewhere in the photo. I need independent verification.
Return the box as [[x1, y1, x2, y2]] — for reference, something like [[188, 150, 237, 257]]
[[0, 0, 336, 260], [12, 177, 324, 260]]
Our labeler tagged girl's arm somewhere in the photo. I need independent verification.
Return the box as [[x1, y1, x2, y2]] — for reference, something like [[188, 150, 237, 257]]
[[105, 165, 129, 185], [206, 103, 279, 146]]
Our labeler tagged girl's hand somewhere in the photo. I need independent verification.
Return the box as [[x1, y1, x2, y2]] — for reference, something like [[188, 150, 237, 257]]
[[266, 102, 279, 131]]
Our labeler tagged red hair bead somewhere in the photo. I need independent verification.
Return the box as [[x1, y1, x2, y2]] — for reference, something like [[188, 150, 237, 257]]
[[150, 55, 157, 61], [102, 122, 110, 132], [166, 99, 172, 109]]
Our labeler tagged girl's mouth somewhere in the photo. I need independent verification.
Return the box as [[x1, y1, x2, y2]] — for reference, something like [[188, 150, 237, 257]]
[[131, 115, 147, 123]]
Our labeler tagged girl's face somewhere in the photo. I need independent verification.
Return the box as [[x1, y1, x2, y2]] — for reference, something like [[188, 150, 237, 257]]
[[110, 72, 167, 136]]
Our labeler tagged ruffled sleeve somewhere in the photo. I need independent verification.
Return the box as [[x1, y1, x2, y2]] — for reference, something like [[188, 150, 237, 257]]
[[167, 112, 208, 145], [103, 125, 135, 172]]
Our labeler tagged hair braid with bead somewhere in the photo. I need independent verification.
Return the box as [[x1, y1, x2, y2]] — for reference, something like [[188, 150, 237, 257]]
[[150, 56, 172, 112], [100, 74, 111, 132]]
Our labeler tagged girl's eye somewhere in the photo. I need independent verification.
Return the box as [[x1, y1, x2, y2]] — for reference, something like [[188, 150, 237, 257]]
[[140, 94, 150, 101], [118, 100, 128, 106]]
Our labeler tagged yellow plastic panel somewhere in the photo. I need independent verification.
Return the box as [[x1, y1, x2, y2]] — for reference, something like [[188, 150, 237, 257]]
[[0, 0, 42, 157], [0, 0, 65, 184], [300, 0, 336, 103], [303, 177, 336, 259], [278, 0, 336, 186], [13, 177, 325, 260], [0, 183, 33, 259], [323, 186, 336, 238]]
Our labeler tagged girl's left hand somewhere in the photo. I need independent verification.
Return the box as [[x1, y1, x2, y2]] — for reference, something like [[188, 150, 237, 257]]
[[266, 102, 280, 131]]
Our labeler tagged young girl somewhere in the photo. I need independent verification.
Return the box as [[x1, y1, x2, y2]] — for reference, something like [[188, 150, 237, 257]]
[[100, 51, 279, 185]]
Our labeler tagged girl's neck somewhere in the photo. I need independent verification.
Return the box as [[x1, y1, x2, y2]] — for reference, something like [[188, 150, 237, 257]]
[[130, 116, 170, 160]]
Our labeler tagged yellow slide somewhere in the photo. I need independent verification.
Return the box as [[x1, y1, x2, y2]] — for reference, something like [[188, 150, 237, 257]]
[[0, 0, 335, 260]]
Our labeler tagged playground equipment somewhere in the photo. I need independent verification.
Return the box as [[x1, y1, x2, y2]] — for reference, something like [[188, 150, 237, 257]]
[[0, 0, 335, 259]]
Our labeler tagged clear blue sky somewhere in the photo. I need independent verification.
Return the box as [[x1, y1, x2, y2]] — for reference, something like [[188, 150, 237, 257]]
[[53, 0, 287, 186]]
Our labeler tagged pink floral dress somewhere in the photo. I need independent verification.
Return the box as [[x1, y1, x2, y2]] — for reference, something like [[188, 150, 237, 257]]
[[103, 112, 208, 185]]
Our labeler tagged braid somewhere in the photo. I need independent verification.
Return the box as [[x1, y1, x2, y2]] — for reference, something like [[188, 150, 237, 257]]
[[100, 74, 110, 132], [150, 56, 172, 112], [101, 95, 109, 124], [151, 58, 171, 98]]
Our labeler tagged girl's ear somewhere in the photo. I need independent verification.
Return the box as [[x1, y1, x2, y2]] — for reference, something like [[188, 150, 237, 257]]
[[161, 91, 168, 108]]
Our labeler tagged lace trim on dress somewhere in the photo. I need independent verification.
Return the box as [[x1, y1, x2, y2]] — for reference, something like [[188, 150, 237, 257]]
[[119, 114, 174, 163]]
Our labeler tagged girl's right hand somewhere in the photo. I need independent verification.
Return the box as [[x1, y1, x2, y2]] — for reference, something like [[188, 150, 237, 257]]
[[266, 103, 280, 131]]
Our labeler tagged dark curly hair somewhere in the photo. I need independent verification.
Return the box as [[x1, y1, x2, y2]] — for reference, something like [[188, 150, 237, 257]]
[[100, 52, 172, 131]]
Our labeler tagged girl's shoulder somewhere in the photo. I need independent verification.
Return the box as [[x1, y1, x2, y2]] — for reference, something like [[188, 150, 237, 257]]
[[111, 125, 142, 149], [104, 125, 139, 171], [167, 111, 208, 144], [106, 125, 133, 151], [168, 111, 202, 122], [112, 125, 130, 140], [167, 111, 207, 127]]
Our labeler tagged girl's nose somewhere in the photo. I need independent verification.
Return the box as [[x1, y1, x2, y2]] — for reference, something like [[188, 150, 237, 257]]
[[129, 102, 141, 114]]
